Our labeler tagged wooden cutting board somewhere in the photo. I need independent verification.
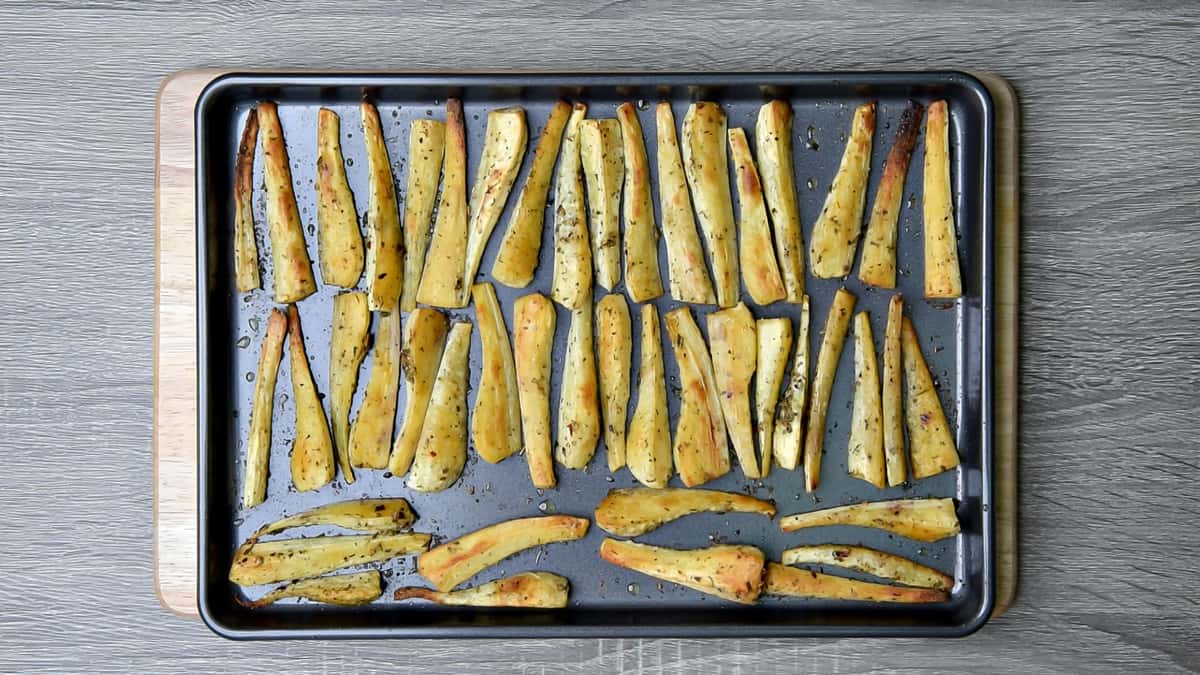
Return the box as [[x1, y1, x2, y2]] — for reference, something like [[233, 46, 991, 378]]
[[153, 70, 1020, 619]]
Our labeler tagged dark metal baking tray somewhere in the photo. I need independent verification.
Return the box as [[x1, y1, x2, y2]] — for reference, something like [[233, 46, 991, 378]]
[[196, 72, 993, 639]]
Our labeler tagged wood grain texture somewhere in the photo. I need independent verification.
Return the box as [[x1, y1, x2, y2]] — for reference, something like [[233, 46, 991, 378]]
[[3, 1, 1199, 672]]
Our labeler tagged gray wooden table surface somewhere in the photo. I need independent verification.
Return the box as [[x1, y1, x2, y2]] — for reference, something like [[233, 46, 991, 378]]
[[1, 1, 1198, 673]]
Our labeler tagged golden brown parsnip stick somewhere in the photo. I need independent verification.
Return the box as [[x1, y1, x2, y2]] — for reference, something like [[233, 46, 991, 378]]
[[233, 108, 261, 292], [802, 288, 856, 491], [257, 102, 316, 303]]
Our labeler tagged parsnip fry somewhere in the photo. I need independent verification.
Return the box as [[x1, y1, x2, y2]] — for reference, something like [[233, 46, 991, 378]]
[[513, 293, 557, 488], [388, 309, 450, 476], [243, 308, 286, 508], [229, 533, 430, 587], [417, 98, 469, 308], [579, 118, 623, 291], [463, 107, 527, 300], [254, 498, 416, 537], [627, 305, 672, 487], [655, 102, 716, 304], [764, 562, 948, 603], [847, 312, 885, 488], [399, 119, 446, 311], [615, 103, 663, 302], [348, 309, 401, 470], [599, 539, 765, 605], [665, 307, 730, 487], [418, 515, 589, 591], [802, 288, 856, 491], [257, 102, 316, 303], [682, 102, 739, 307], [859, 102, 923, 289], [781, 545, 952, 590], [595, 488, 775, 537], [728, 127, 786, 305], [394, 572, 569, 608], [923, 100, 963, 298], [242, 571, 382, 608], [902, 317, 960, 478], [596, 294, 632, 473], [408, 322, 472, 492], [233, 108, 261, 292], [707, 303, 759, 478], [779, 497, 960, 542], [471, 283, 522, 464], [809, 102, 876, 278], [361, 101, 404, 311], [773, 295, 810, 471], [316, 108, 364, 288], [882, 295, 906, 485], [755, 100, 804, 302], [550, 103, 592, 309], [329, 292, 369, 483], [287, 305, 334, 492], [556, 296, 601, 470], [754, 317, 792, 476]]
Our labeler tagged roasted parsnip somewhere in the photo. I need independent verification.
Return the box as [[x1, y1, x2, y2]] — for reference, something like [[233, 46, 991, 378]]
[[599, 539, 765, 605], [655, 102, 716, 304], [243, 308, 286, 508], [773, 295, 810, 471], [594, 488, 776, 537], [550, 103, 592, 309], [764, 562, 948, 603], [665, 307, 730, 487], [388, 309, 449, 476], [394, 572, 569, 608], [233, 108, 261, 292], [615, 102, 664, 302], [254, 498, 416, 537], [229, 533, 431, 587], [682, 102, 739, 307], [627, 305, 672, 487], [803, 288, 856, 491], [882, 295, 906, 485], [418, 515, 590, 591], [579, 118, 623, 291], [287, 305, 334, 492], [728, 127, 786, 305], [399, 119, 446, 311], [859, 102, 923, 289], [847, 311, 885, 488], [556, 296, 601, 470], [596, 294, 632, 473], [902, 316, 960, 478], [471, 283, 522, 464], [360, 101, 404, 311], [241, 571, 383, 608], [315, 108, 364, 287], [754, 317, 792, 476], [408, 322, 472, 492], [417, 98, 469, 308], [809, 102, 876, 278], [257, 102, 316, 303], [779, 497, 960, 542], [348, 309, 401, 470], [923, 100, 963, 299], [329, 291, 369, 483], [781, 545, 952, 591], [707, 303, 759, 478], [513, 293, 557, 488], [463, 107, 527, 301], [755, 101, 804, 302]]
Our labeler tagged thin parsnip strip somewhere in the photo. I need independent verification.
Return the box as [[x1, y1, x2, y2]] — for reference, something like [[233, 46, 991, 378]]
[[360, 101, 404, 311], [418, 515, 590, 591], [399, 119, 446, 311], [882, 295, 906, 486], [556, 296, 601, 470], [599, 539, 765, 605], [755, 100, 804, 302], [803, 288, 856, 491], [229, 533, 430, 587], [257, 102, 316, 303], [923, 100, 963, 298], [348, 309, 402, 469], [417, 98, 469, 308], [728, 126, 786, 305], [394, 572, 569, 608], [329, 291, 369, 483], [471, 283, 522, 464], [773, 295, 810, 471], [754, 317, 792, 476], [463, 107, 527, 300], [388, 309, 449, 476], [901, 316, 960, 478], [287, 305, 334, 492], [764, 563, 948, 603], [846, 311, 885, 488], [707, 303, 759, 478], [626, 305, 672, 487], [858, 102, 923, 289], [682, 102, 739, 307], [579, 118, 623, 291], [242, 571, 383, 608], [615, 102, 664, 302], [550, 103, 592, 309], [596, 294, 632, 473], [513, 293, 557, 488], [408, 322, 472, 492], [254, 499, 416, 537], [809, 102, 876, 278], [316, 108, 364, 287], [781, 545, 952, 591], [779, 497, 960, 542], [243, 308, 286, 508], [666, 307, 730, 487], [655, 102, 715, 304], [594, 488, 776, 537], [233, 107, 261, 292]]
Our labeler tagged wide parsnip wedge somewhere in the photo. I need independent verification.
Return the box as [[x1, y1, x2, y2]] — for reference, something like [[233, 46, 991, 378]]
[[859, 102, 923, 289], [779, 497, 960, 542], [781, 545, 952, 590], [254, 498, 416, 537], [579, 118, 623, 291], [594, 488, 776, 537], [328, 292, 369, 483], [348, 309, 401, 470], [556, 296, 601, 470], [394, 572, 569, 608], [388, 309, 449, 476], [615, 102, 663, 302], [360, 101, 404, 311], [492, 101, 572, 288], [233, 107, 260, 292], [802, 288, 856, 491], [655, 102, 715, 304], [243, 308, 286, 508], [923, 100, 963, 299], [241, 570, 382, 608], [754, 317, 792, 477], [773, 295, 810, 471], [417, 98, 469, 308], [902, 317, 960, 478], [463, 107, 527, 301], [257, 102, 316, 303], [513, 293, 557, 488], [707, 303, 759, 478], [682, 102, 739, 307], [847, 311, 885, 488], [599, 539, 765, 604], [550, 103, 592, 309], [755, 100, 804, 302], [728, 127, 786, 305], [809, 102, 876, 278], [315, 108, 364, 288], [764, 562, 948, 603], [471, 283, 522, 464], [666, 307, 730, 487], [399, 119, 446, 311], [882, 295, 906, 486], [418, 515, 590, 591], [408, 322, 472, 492], [627, 305, 672, 487], [229, 533, 430, 587], [596, 294, 632, 473], [287, 305, 334, 492]]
